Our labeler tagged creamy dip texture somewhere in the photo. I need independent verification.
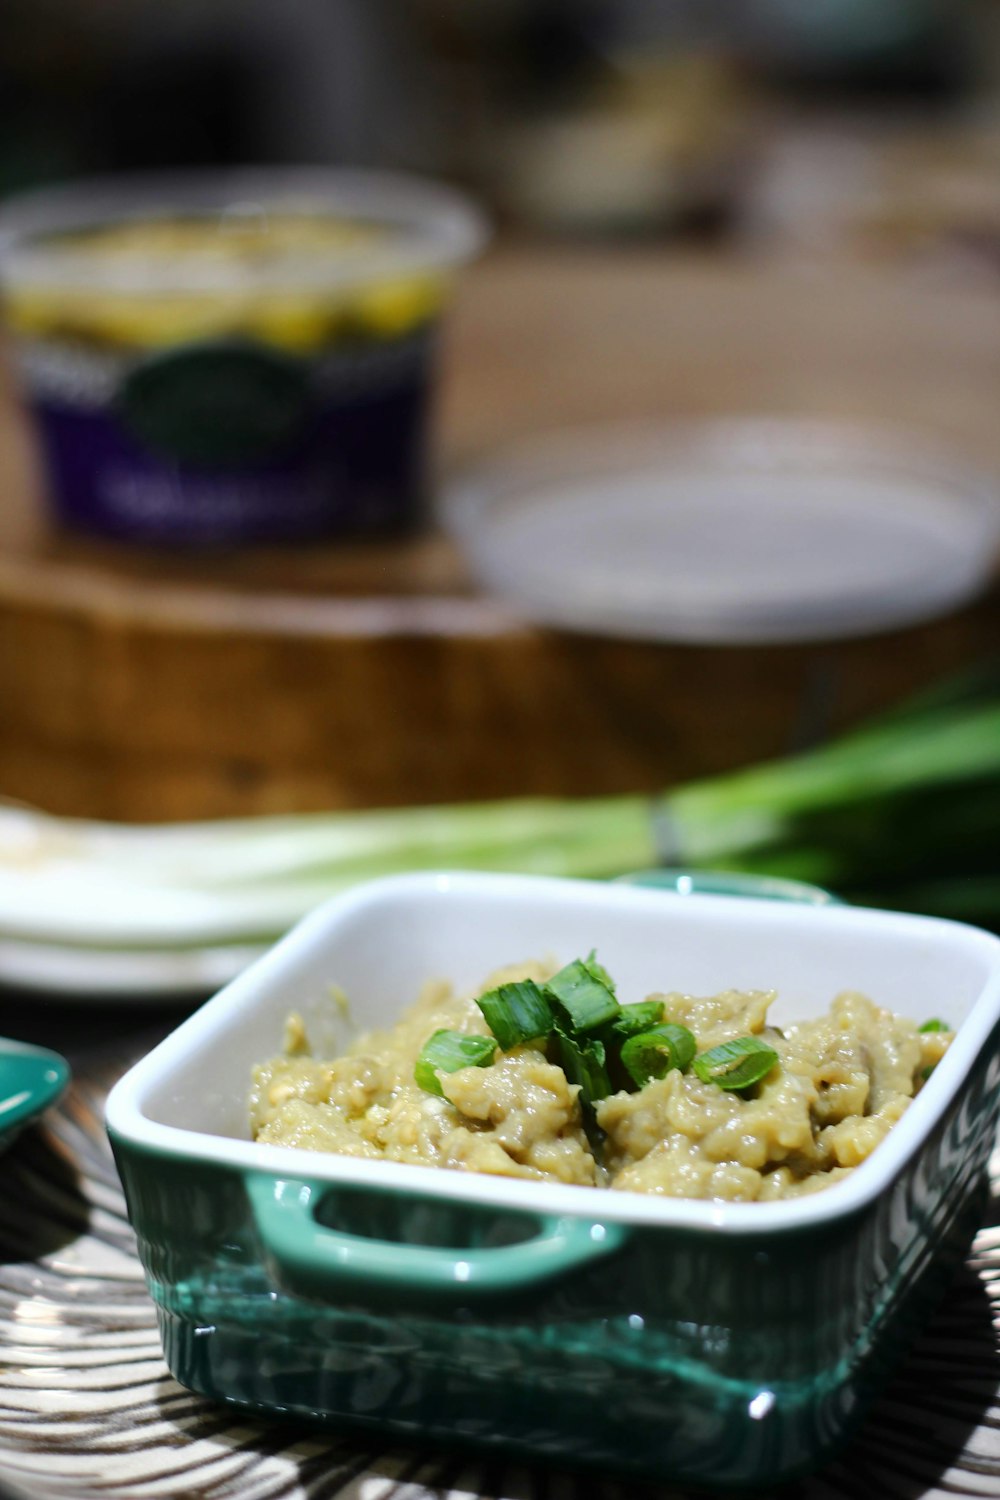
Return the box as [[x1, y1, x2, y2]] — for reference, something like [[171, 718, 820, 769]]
[[249, 959, 951, 1202]]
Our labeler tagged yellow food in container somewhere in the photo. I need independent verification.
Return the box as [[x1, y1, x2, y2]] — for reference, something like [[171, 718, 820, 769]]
[[0, 170, 485, 543]]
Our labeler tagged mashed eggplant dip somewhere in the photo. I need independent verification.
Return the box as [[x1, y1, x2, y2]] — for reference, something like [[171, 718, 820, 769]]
[[249, 955, 952, 1202]]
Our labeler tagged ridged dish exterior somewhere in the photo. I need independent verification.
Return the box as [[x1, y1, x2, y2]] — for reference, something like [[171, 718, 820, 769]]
[[109, 1017, 1000, 1491]]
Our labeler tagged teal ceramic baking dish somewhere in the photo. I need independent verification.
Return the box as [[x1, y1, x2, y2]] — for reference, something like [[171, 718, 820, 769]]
[[106, 872, 1000, 1489]]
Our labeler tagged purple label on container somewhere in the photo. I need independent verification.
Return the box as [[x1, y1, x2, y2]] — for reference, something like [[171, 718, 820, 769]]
[[21, 332, 433, 545]]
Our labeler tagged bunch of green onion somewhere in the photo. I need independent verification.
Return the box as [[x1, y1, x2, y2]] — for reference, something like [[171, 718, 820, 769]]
[[661, 662, 1000, 925], [0, 663, 996, 961]]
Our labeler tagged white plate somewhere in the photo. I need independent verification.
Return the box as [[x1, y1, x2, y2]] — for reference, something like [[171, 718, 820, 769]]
[[443, 417, 1000, 644], [0, 801, 303, 999], [0, 936, 265, 999]]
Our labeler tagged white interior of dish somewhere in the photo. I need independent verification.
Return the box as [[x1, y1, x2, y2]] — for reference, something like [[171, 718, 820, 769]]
[[106, 871, 1000, 1233]]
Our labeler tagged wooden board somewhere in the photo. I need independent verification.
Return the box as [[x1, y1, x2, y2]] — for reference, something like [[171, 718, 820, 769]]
[[0, 247, 997, 821]]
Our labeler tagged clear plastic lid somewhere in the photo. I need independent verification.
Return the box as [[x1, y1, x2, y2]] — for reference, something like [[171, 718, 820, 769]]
[[443, 418, 1000, 644], [0, 167, 488, 295]]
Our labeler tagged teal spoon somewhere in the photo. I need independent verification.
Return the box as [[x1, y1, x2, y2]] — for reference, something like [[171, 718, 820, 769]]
[[0, 1039, 70, 1152]]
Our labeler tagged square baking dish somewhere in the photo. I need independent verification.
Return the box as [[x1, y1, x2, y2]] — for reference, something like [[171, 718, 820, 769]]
[[106, 872, 1000, 1489]]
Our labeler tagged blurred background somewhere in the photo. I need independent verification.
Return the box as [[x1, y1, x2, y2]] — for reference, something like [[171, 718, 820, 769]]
[[3, 0, 999, 262], [0, 0, 998, 962]]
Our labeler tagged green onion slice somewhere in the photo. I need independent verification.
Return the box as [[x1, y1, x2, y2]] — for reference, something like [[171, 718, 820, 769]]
[[919, 1019, 950, 1033], [620, 1023, 696, 1087], [547, 953, 620, 1032], [605, 1000, 666, 1041], [476, 980, 555, 1050], [557, 1027, 612, 1105], [415, 1029, 498, 1096], [583, 948, 616, 991], [692, 1036, 779, 1092]]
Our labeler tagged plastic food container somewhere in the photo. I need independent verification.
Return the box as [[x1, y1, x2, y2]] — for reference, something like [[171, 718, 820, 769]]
[[442, 419, 1000, 643], [106, 872, 1000, 1489], [0, 169, 485, 545]]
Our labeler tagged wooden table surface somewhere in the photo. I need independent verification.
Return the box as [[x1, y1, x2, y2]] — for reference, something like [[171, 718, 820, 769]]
[[0, 244, 997, 820]]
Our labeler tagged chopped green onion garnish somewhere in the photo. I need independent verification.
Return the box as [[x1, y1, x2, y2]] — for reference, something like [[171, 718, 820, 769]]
[[557, 1028, 612, 1105], [415, 1030, 498, 1096], [583, 948, 616, 992], [476, 980, 555, 1050], [919, 1019, 950, 1033], [692, 1036, 779, 1092], [547, 954, 620, 1032], [604, 1000, 666, 1041], [620, 1023, 696, 1087]]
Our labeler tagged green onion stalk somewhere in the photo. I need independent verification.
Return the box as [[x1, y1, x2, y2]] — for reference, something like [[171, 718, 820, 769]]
[[0, 665, 997, 951], [660, 670, 1000, 917]]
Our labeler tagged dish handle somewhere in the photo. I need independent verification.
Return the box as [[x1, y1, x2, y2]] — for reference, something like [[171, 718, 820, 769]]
[[245, 1174, 626, 1304]]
